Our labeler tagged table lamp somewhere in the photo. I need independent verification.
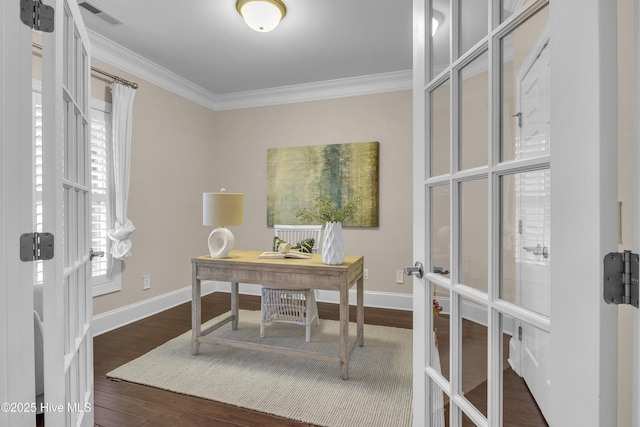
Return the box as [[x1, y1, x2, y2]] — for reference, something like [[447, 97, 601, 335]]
[[203, 190, 244, 258]]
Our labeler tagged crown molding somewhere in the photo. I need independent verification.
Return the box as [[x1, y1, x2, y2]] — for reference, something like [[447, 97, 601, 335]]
[[88, 30, 412, 111], [88, 30, 219, 110], [213, 70, 412, 110]]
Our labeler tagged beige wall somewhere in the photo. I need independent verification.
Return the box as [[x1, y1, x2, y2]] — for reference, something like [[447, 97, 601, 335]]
[[91, 67, 414, 315], [617, 0, 634, 425], [211, 93, 413, 294], [91, 60, 224, 315]]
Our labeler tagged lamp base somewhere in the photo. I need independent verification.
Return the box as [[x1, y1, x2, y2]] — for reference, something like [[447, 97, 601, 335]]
[[208, 227, 235, 259]]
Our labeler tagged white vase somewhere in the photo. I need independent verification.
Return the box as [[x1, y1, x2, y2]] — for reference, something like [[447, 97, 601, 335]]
[[322, 221, 345, 265]]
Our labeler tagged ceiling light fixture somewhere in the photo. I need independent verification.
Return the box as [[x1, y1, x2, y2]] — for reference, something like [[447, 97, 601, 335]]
[[432, 11, 444, 36], [236, 0, 287, 33]]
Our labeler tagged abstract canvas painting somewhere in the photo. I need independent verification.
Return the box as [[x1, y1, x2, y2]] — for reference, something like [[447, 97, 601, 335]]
[[267, 141, 379, 227]]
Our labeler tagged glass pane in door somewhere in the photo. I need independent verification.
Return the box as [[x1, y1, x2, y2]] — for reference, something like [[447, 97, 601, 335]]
[[431, 81, 451, 177], [499, 170, 550, 316], [461, 410, 475, 426], [500, 5, 550, 162], [431, 184, 451, 276], [431, 0, 450, 79], [460, 179, 488, 292], [460, 297, 488, 417], [501, 313, 549, 425], [459, 0, 488, 54], [430, 377, 448, 426], [433, 283, 450, 383], [459, 51, 489, 171], [432, 281, 450, 426], [500, 0, 538, 23]]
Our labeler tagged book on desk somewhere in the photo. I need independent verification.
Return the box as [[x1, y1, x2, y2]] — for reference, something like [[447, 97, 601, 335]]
[[258, 251, 312, 259]]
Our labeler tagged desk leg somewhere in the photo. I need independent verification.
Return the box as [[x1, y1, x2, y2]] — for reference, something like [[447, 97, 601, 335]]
[[231, 281, 239, 330], [357, 276, 364, 347], [340, 285, 349, 380], [191, 267, 201, 355]]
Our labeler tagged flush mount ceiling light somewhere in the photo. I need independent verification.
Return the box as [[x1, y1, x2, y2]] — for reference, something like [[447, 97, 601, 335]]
[[432, 10, 444, 36], [236, 0, 287, 32]]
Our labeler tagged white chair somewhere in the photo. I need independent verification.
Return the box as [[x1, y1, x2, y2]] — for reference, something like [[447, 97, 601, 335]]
[[260, 224, 323, 342]]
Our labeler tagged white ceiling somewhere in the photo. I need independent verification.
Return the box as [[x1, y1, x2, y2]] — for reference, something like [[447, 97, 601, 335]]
[[79, 0, 414, 96]]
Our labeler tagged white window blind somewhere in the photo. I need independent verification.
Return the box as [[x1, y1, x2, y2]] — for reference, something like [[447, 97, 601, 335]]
[[90, 99, 122, 295], [33, 91, 44, 284], [32, 87, 121, 294], [90, 106, 112, 283]]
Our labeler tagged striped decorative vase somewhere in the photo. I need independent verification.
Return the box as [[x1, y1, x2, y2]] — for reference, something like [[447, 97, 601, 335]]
[[322, 221, 345, 265]]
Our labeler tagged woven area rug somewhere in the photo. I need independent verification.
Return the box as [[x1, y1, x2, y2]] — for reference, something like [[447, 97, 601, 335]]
[[107, 309, 412, 427]]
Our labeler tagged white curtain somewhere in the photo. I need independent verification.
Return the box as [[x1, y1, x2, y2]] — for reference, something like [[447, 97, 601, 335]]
[[107, 83, 136, 260]]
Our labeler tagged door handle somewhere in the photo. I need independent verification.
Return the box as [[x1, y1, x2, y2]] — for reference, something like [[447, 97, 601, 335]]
[[432, 266, 449, 275], [90, 248, 105, 260], [404, 262, 424, 279], [523, 244, 543, 255], [523, 244, 549, 258]]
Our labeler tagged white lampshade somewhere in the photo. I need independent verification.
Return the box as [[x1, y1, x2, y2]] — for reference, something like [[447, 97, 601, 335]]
[[203, 192, 244, 258], [203, 192, 244, 226], [236, 0, 286, 33]]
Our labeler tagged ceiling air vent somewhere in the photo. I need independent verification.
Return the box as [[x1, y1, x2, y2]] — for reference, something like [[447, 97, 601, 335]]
[[78, 2, 123, 25]]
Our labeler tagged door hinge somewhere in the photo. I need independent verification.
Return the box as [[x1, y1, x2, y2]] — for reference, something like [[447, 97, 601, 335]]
[[603, 250, 639, 308], [20, 0, 54, 32], [20, 232, 54, 262], [518, 326, 522, 341]]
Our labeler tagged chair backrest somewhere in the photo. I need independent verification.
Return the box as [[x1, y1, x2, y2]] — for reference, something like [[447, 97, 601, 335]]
[[274, 224, 323, 253]]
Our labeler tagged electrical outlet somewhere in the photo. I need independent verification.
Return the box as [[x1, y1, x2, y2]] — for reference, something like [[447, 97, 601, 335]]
[[395, 270, 404, 284], [364, 269, 369, 280], [143, 274, 151, 290]]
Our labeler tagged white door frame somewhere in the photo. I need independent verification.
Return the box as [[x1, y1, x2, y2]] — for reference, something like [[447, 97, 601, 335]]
[[412, 1, 619, 426], [411, 1, 428, 425], [633, 0, 640, 425], [0, 2, 38, 426], [549, 1, 618, 425]]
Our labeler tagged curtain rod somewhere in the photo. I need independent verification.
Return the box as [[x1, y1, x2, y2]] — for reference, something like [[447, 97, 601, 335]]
[[32, 42, 138, 89]]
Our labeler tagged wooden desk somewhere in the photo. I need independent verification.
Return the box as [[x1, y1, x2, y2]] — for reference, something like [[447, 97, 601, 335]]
[[191, 250, 365, 380]]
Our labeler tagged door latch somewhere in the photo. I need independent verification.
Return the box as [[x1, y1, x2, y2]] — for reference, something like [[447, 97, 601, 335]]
[[404, 262, 424, 279], [523, 244, 549, 259], [603, 250, 639, 308], [90, 248, 105, 260], [432, 266, 449, 275]]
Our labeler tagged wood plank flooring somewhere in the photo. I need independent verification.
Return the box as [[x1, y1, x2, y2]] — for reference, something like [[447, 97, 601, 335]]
[[92, 293, 411, 427], [89, 292, 545, 427]]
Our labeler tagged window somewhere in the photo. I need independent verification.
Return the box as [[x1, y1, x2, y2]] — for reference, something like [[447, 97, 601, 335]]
[[32, 86, 121, 295], [32, 90, 43, 284], [90, 100, 121, 295]]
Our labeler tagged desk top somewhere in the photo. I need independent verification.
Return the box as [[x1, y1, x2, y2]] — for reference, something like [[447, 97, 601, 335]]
[[192, 250, 364, 289], [193, 250, 363, 269]]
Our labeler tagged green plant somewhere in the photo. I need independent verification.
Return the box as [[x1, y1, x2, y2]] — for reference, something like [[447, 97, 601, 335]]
[[296, 195, 362, 224]]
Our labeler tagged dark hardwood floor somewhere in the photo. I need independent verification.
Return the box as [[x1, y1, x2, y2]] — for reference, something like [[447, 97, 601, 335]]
[[92, 293, 412, 427], [90, 292, 546, 427]]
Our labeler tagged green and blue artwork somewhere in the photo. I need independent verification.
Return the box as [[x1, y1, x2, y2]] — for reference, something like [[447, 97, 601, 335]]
[[267, 141, 379, 227]]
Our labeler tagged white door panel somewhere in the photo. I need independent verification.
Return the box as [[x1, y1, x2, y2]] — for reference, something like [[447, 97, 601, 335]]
[[412, 2, 569, 426], [42, 0, 93, 425], [1, 2, 38, 426]]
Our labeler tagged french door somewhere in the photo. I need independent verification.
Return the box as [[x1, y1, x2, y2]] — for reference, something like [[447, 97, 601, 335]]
[[412, 1, 618, 426], [0, 1, 37, 425], [0, 1, 92, 425], [41, 0, 93, 425]]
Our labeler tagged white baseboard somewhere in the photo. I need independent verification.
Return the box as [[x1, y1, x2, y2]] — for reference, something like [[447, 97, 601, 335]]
[[92, 281, 413, 337]]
